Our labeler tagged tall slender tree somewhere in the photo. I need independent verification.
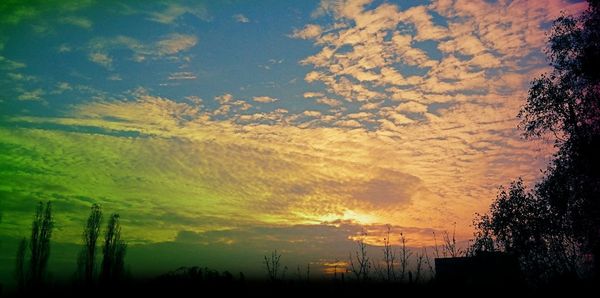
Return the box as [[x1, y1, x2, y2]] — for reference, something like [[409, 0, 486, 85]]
[[100, 213, 127, 285], [382, 225, 396, 281], [28, 201, 53, 288], [77, 204, 103, 285], [15, 238, 27, 292]]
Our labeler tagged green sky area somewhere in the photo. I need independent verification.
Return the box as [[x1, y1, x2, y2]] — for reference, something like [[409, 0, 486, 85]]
[[0, 123, 393, 285]]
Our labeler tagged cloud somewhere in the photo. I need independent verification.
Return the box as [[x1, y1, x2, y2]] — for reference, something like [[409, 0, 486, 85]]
[[86, 33, 198, 68], [333, 119, 362, 128], [57, 44, 72, 53], [350, 170, 422, 208], [296, 2, 447, 102], [295, 0, 587, 117], [360, 101, 382, 111], [400, 5, 448, 41], [291, 24, 323, 39], [17, 89, 45, 101], [1, 93, 456, 241], [431, 0, 586, 60], [215, 93, 234, 104], [315, 97, 342, 107], [395, 101, 428, 114], [156, 34, 198, 55], [107, 74, 122, 81], [147, 2, 211, 24], [88, 52, 113, 68], [303, 92, 324, 98], [0, 55, 26, 70], [233, 14, 250, 23], [302, 110, 322, 117], [167, 71, 197, 80], [252, 96, 278, 103], [59, 16, 93, 29]]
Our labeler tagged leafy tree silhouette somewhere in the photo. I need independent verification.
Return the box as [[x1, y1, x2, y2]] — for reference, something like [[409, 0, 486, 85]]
[[100, 213, 127, 286], [473, 0, 600, 281], [472, 180, 574, 280], [77, 204, 103, 286]]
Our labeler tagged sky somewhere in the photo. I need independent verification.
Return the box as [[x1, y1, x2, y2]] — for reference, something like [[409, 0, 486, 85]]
[[0, 0, 588, 282]]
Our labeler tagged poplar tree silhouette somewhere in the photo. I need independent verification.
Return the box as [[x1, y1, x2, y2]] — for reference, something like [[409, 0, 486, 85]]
[[15, 238, 27, 292], [77, 204, 103, 285], [100, 213, 127, 285], [28, 201, 53, 289]]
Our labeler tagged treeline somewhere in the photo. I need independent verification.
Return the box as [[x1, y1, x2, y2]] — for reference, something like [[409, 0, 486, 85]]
[[261, 226, 463, 284], [6, 200, 458, 293], [13, 202, 127, 294]]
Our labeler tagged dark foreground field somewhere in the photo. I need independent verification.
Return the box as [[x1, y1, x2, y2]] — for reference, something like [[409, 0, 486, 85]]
[[1, 275, 596, 297]]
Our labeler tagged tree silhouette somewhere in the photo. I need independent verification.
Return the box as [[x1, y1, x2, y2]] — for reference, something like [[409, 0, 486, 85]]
[[348, 231, 370, 282], [100, 213, 127, 285], [442, 224, 463, 258], [473, 0, 600, 281], [15, 238, 27, 292], [382, 225, 396, 281], [263, 249, 284, 282], [517, 1, 600, 277], [28, 201, 53, 289], [471, 180, 577, 279], [77, 204, 103, 285], [398, 232, 411, 281]]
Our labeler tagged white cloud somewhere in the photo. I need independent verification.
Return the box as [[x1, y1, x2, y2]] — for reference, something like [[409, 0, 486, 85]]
[[233, 14, 250, 23], [168, 71, 197, 80]]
